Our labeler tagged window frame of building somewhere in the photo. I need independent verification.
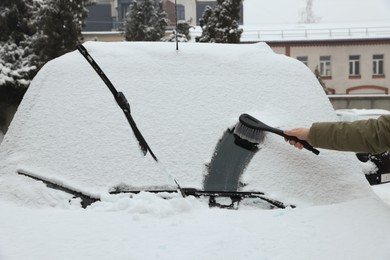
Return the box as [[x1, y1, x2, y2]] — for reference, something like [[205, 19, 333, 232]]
[[373, 54, 385, 78], [349, 55, 361, 79], [297, 56, 308, 66], [177, 4, 185, 21], [319, 56, 331, 78]]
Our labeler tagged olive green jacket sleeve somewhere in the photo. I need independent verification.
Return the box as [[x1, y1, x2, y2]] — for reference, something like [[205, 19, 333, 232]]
[[309, 114, 390, 154]]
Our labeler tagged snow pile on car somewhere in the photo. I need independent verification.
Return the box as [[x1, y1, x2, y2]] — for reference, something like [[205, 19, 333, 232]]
[[0, 41, 373, 207]]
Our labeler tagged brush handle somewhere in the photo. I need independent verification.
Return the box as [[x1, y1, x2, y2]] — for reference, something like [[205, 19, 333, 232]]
[[271, 128, 320, 155]]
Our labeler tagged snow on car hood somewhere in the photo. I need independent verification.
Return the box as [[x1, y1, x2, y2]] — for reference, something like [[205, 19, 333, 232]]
[[0, 41, 373, 207]]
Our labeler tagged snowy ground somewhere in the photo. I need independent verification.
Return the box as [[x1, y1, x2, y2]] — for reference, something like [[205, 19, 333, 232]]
[[373, 182, 390, 205], [0, 192, 390, 260], [1, 42, 390, 259]]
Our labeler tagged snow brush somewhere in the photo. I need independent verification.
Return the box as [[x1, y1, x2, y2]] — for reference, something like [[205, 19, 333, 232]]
[[233, 113, 320, 155], [76, 44, 157, 161]]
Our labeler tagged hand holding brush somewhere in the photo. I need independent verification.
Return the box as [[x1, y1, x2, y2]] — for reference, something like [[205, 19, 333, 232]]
[[283, 128, 311, 150]]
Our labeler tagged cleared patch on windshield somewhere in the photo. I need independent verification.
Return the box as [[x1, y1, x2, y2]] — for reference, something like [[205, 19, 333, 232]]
[[203, 128, 260, 191]]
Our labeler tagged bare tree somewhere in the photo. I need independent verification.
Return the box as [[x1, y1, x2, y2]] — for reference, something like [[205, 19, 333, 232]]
[[299, 0, 321, 24], [314, 66, 329, 94]]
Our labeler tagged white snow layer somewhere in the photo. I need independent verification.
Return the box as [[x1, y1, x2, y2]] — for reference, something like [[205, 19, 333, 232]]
[[0, 196, 389, 260], [1, 42, 390, 260], [0, 41, 374, 206]]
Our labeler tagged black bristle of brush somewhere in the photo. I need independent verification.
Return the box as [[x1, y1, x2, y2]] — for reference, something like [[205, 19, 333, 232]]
[[233, 119, 266, 145]]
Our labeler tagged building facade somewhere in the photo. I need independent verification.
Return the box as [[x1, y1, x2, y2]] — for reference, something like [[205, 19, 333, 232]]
[[269, 38, 390, 94], [238, 24, 390, 95]]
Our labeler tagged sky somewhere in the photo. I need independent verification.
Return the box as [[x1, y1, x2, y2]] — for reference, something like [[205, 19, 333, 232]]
[[244, 0, 390, 25]]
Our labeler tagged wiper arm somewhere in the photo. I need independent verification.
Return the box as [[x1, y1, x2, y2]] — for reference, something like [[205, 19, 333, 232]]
[[111, 188, 295, 209]]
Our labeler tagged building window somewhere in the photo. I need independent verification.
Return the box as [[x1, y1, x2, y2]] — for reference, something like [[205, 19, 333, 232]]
[[177, 4, 185, 20], [373, 54, 384, 75], [349, 55, 360, 76], [319, 56, 331, 77], [297, 56, 308, 66], [121, 2, 131, 21]]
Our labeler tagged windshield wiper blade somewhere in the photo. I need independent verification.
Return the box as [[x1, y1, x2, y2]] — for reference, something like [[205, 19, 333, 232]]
[[76, 44, 157, 161], [17, 169, 294, 210], [18, 169, 99, 208]]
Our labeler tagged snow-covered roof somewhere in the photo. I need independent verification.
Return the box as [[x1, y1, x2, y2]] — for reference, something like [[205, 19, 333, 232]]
[[336, 108, 390, 121]]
